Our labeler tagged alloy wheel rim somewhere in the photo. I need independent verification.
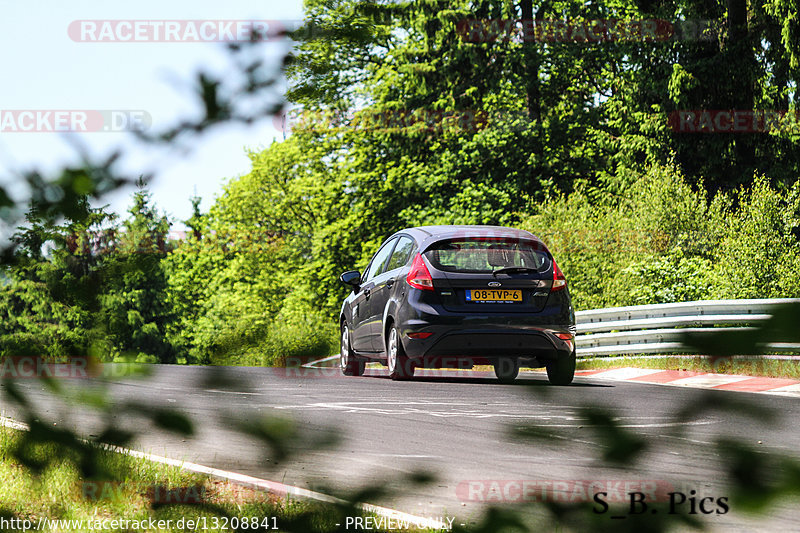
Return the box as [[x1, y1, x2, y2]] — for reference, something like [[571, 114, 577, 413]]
[[388, 328, 397, 372], [340, 327, 349, 370]]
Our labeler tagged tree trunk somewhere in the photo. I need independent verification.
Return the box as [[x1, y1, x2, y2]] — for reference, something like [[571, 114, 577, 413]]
[[726, 0, 755, 177], [520, 0, 540, 121]]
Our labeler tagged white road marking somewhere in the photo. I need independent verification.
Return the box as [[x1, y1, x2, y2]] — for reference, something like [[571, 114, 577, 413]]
[[588, 368, 665, 380], [204, 389, 265, 395], [765, 383, 800, 394], [303, 355, 339, 367], [274, 400, 556, 419], [0, 415, 449, 529], [667, 375, 751, 388], [577, 367, 800, 397], [272, 401, 718, 428], [660, 435, 716, 446], [366, 453, 436, 458], [0, 415, 27, 431], [541, 420, 718, 429]]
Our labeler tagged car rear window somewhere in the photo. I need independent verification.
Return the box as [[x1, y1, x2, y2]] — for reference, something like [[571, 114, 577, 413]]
[[425, 238, 551, 273]]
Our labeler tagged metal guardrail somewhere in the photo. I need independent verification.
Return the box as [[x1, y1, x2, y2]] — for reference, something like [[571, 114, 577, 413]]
[[575, 298, 800, 357]]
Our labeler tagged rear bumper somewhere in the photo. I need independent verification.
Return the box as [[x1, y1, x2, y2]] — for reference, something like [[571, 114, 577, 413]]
[[427, 330, 567, 356], [399, 321, 574, 364], [388, 286, 575, 367]]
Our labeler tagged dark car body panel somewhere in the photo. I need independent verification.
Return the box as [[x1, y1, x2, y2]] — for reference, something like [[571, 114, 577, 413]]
[[339, 226, 575, 368]]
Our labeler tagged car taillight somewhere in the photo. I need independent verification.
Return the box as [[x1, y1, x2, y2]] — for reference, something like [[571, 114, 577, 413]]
[[552, 259, 567, 291], [554, 331, 574, 351], [406, 253, 434, 291]]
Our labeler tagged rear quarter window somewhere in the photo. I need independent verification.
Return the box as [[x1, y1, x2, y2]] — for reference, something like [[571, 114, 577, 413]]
[[385, 236, 415, 272], [362, 238, 397, 282]]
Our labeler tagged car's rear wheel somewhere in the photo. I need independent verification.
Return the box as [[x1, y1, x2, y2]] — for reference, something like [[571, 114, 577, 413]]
[[494, 358, 520, 384], [340, 325, 365, 376], [387, 325, 414, 380], [546, 348, 576, 385]]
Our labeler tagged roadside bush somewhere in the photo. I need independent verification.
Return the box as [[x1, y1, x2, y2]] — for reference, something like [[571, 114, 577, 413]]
[[520, 190, 645, 310], [0, 266, 95, 360], [709, 176, 800, 299], [520, 163, 712, 309], [618, 249, 715, 305], [165, 227, 337, 366], [202, 310, 336, 368], [623, 163, 717, 257], [262, 307, 338, 366], [520, 163, 800, 309]]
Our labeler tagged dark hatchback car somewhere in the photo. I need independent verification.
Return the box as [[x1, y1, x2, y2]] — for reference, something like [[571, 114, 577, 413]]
[[338, 225, 576, 384]]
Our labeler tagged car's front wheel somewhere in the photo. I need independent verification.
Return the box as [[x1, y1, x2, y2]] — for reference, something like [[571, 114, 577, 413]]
[[387, 325, 414, 380], [494, 359, 520, 384], [546, 348, 576, 385], [340, 325, 365, 376]]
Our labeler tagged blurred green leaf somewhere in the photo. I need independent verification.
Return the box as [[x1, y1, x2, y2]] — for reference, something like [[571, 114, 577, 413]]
[[151, 409, 194, 437]]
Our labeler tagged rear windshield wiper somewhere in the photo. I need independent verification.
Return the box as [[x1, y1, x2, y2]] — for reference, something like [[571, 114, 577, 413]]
[[492, 266, 538, 277]]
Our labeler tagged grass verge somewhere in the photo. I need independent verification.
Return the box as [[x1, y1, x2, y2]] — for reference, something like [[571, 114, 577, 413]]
[[0, 425, 437, 532], [576, 356, 800, 379]]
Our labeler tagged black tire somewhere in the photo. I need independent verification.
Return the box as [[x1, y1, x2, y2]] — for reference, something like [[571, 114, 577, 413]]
[[387, 324, 414, 380], [494, 359, 520, 384], [340, 324, 365, 376], [546, 349, 576, 385]]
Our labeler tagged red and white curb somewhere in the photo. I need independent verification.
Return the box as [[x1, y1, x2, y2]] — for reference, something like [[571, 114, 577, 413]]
[[0, 416, 451, 529], [305, 358, 800, 397], [576, 368, 800, 397]]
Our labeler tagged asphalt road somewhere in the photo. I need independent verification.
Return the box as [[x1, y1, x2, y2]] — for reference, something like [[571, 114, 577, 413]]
[[2, 364, 800, 531]]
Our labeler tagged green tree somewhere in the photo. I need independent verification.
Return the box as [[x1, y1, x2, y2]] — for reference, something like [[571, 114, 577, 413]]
[[0, 200, 117, 359], [99, 183, 178, 363], [185, 194, 204, 241], [164, 156, 339, 365]]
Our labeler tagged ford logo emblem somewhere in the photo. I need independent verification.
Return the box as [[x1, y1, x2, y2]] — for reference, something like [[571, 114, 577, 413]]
[[488, 281, 501, 287]]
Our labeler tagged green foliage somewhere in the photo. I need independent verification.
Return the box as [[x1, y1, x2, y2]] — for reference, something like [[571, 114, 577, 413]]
[[0, 185, 181, 363], [4, 0, 800, 366], [710, 177, 800, 299], [97, 184, 177, 363], [0, 204, 113, 360], [521, 163, 800, 310], [204, 307, 337, 367], [0, 269, 91, 359], [163, 171, 340, 364], [287, 0, 800, 198], [620, 250, 714, 305], [6, 3, 800, 532]]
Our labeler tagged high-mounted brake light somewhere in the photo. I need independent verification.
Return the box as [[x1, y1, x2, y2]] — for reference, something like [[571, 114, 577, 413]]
[[552, 259, 567, 291], [406, 253, 434, 291]]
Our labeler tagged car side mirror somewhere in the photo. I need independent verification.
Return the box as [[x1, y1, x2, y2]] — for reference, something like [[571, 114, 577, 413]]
[[339, 270, 361, 290]]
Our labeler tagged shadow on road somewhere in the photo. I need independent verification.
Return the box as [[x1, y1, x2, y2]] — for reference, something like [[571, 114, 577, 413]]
[[359, 371, 614, 387]]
